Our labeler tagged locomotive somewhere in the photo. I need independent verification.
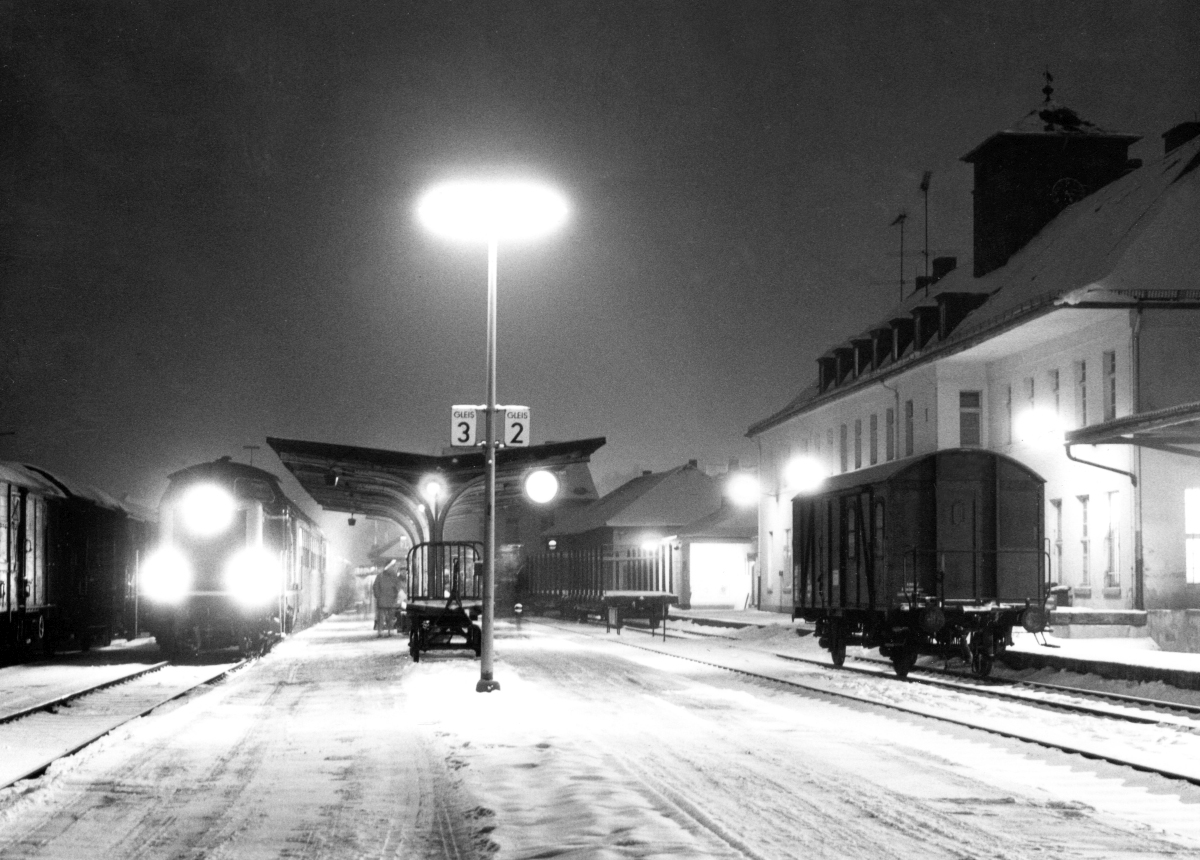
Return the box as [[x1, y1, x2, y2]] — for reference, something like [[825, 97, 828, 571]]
[[792, 449, 1048, 678], [140, 457, 326, 658], [1, 461, 151, 661]]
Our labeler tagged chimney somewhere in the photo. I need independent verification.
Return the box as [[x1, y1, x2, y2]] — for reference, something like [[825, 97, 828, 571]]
[[1164, 121, 1200, 154], [686, 459, 698, 468], [931, 256, 957, 282], [960, 86, 1140, 277]]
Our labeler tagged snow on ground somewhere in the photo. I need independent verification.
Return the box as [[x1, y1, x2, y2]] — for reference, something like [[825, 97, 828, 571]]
[[0, 614, 1198, 859]]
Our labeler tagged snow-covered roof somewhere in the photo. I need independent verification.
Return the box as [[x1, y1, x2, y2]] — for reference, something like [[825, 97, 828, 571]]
[[548, 463, 722, 536], [749, 131, 1200, 437]]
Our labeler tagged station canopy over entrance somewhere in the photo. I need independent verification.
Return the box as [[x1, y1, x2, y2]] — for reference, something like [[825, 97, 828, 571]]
[[266, 435, 606, 544], [1066, 400, 1200, 458]]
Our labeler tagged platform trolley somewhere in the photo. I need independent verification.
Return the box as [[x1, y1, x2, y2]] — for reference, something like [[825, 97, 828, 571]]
[[405, 541, 483, 663]]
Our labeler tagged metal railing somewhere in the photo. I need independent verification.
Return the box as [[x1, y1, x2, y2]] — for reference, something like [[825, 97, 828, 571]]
[[524, 544, 676, 605], [406, 542, 483, 602]]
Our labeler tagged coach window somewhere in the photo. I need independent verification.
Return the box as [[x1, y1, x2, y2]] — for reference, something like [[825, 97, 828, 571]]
[[959, 391, 982, 448]]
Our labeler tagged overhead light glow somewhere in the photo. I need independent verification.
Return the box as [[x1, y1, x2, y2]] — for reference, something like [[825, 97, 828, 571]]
[[784, 456, 827, 495], [726, 473, 760, 507], [524, 470, 559, 504], [417, 179, 568, 243], [179, 484, 236, 537]]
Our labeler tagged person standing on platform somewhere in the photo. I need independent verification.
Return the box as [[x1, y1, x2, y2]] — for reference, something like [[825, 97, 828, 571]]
[[372, 561, 402, 637]]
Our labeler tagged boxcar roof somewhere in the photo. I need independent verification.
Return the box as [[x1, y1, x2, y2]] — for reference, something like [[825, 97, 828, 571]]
[[803, 449, 1044, 498]]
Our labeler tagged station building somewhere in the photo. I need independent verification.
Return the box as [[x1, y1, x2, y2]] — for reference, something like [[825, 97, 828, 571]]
[[748, 95, 1200, 649]]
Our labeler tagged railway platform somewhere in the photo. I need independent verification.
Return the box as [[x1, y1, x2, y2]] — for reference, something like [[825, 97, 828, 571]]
[[669, 606, 1200, 691]]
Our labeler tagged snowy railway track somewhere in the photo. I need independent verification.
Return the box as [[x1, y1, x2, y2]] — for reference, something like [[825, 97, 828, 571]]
[[624, 616, 1200, 724], [0, 659, 245, 790], [533, 618, 1200, 789]]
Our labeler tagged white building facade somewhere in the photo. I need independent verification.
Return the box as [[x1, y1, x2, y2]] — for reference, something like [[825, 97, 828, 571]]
[[749, 104, 1200, 648]]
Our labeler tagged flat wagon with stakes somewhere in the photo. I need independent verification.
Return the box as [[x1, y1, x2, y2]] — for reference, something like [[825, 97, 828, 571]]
[[792, 449, 1049, 678], [405, 541, 483, 662]]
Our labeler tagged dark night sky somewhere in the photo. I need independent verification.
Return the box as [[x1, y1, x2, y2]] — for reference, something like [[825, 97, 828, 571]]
[[2, 1, 1198, 553]]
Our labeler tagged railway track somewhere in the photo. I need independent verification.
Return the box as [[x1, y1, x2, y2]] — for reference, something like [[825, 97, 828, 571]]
[[0, 659, 245, 790], [533, 617, 1200, 788]]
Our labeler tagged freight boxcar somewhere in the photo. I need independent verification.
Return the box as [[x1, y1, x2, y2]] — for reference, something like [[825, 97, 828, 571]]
[[793, 449, 1048, 677]]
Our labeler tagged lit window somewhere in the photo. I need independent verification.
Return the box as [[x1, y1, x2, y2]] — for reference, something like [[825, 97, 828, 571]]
[[1078, 495, 1090, 586], [1186, 489, 1200, 585]]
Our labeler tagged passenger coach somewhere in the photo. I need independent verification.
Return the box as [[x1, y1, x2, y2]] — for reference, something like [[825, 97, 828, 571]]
[[793, 449, 1048, 677], [140, 457, 325, 657]]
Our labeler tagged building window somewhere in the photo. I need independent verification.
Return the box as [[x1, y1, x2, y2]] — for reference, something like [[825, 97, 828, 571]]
[[1025, 376, 1035, 409], [839, 424, 848, 473], [1078, 495, 1090, 586], [1075, 360, 1088, 427], [854, 420, 862, 469], [869, 414, 879, 465], [827, 429, 834, 471], [1104, 490, 1119, 588], [904, 400, 914, 456], [885, 408, 895, 461], [1004, 384, 1013, 445], [1049, 369, 1060, 415], [1187, 489, 1200, 585], [1103, 351, 1117, 422], [959, 391, 982, 447], [1050, 498, 1063, 584]]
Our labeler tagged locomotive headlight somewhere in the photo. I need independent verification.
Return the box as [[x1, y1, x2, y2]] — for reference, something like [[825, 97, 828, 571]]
[[225, 547, 282, 607], [141, 545, 192, 604], [179, 483, 236, 537]]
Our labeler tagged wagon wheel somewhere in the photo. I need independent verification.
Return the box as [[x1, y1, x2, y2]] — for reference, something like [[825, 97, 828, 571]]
[[891, 646, 918, 679], [970, 648, 994, 678], [829, 623, 847, 668]]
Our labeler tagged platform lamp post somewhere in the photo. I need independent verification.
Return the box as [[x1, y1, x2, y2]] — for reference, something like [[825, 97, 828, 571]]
[[417, 178, 568, 693]]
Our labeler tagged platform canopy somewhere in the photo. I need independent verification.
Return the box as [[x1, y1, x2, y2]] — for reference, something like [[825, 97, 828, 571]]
[[1066, 401, 1200, 459], [266, 435, 606, 544]]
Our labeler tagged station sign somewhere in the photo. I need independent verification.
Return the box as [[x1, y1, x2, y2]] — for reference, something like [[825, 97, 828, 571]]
[[450, 405, 531, 447], [451, 406, 478, 447], [504, 407, 530, 447]]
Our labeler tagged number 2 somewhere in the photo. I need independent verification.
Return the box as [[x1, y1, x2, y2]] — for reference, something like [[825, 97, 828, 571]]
[[509, 422, 524, 444]]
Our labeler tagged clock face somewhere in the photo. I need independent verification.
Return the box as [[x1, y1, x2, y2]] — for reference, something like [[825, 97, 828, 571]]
[[1051, 177, 1087, 210]]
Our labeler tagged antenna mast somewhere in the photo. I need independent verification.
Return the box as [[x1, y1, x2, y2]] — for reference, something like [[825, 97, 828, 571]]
[[920, 170, 932, 283], [889, 212, 907, 302]]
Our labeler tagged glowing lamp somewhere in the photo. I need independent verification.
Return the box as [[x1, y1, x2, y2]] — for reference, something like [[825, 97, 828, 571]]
[[179, 483, 236, 537], [225, 547, 282, 607], [726, 473, 760, 507], [422, 477, 446, 505], [141, 545, 192, 604], [417, 180, 568, 243], [1014, 407, 1065, 448], [784, 456, 827, 494], [524, 470, 559, 504]]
